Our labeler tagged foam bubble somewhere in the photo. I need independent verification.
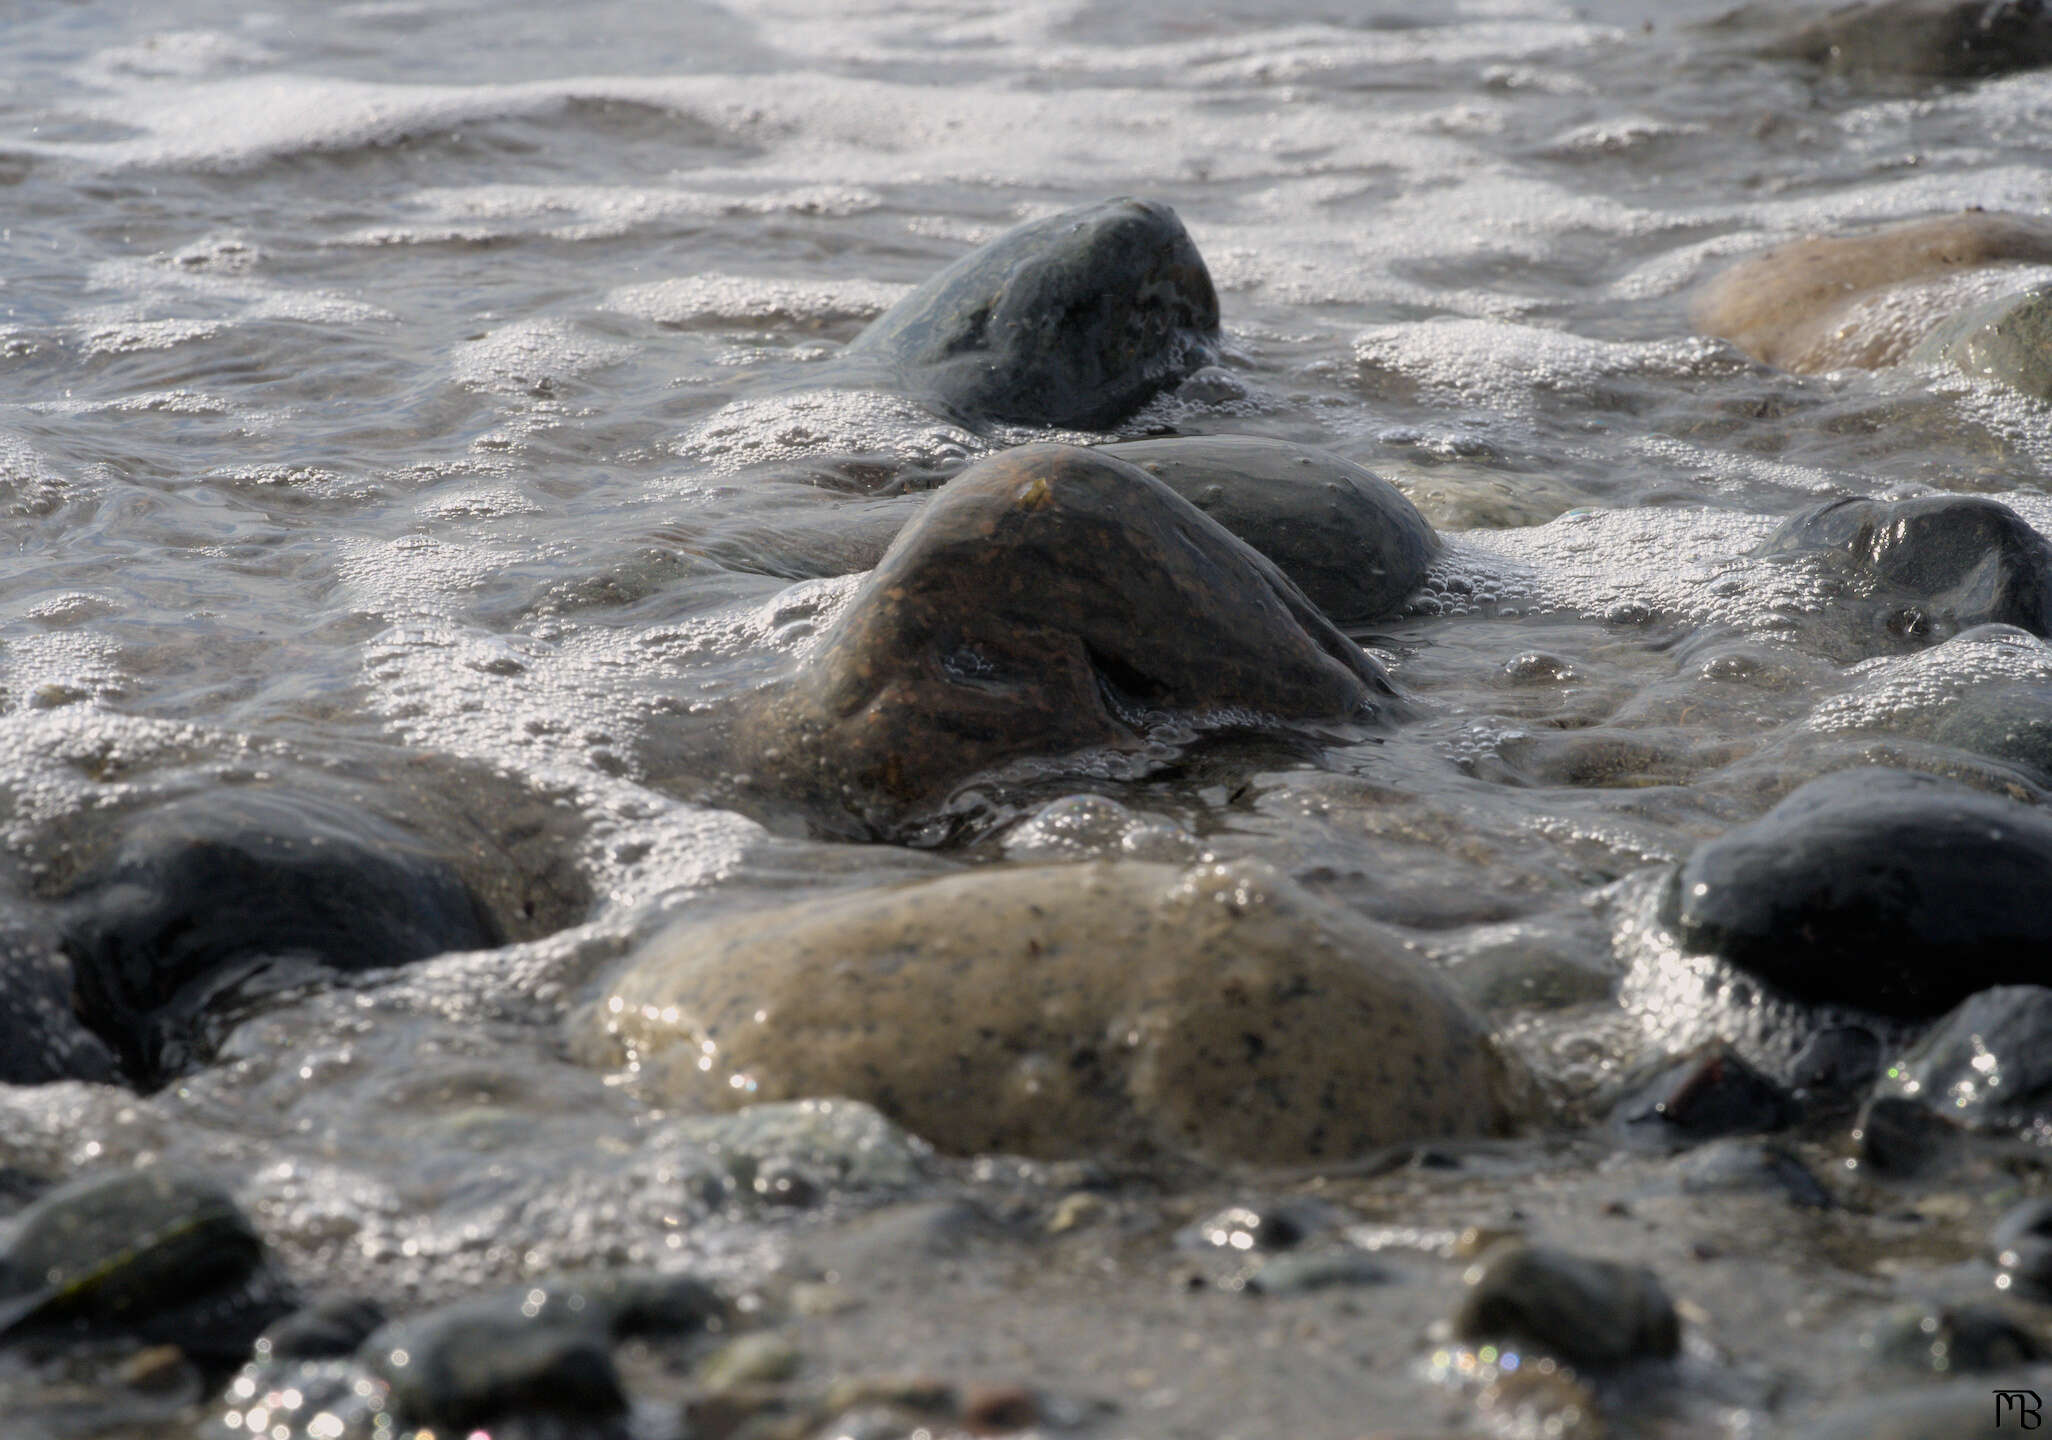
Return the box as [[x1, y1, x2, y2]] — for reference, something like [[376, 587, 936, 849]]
[[605, 273, 910, 329]]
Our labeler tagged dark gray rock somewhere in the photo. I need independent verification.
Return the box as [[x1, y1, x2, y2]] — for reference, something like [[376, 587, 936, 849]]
[[737, 443, 1397, 837], [1756, 496, 2052, 647], [1612, 1042, 1800, 1152], [1855, 1093, 1965, 1177], [1871, 985, 2052, 1137], [1454, 1244, 1680, 1366], [0, 1170, 292, 1364], [0, 913, 118, 1086], [257, 1296, 388, 1361], [1666, 769, 2052, 1018], [60, 789, 499, 1086], [1912, 282, 2052, 399], [1992, 1197, 2052, 1296], [1758, 0, 2052, 79], [1933, 678, 2052, 781], [1870, 1302, 2043, 1374], [1176, 1201, 1335, 1254], [1093, 436, 1438, 623], [835, 198, 1219, 431]]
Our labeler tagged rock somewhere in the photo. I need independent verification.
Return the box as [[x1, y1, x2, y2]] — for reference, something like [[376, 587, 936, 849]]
[[0, 1170, 292, 1364], [1093, 435, 1439, 623], [1454, 1244, 1680, 1367], [1870, 985, 2052, 1136], [1665, 769, 2052, 1018], [736, 444, 1397, 837], [1796, 1381, 2033, 1438], [578, 858, 1524, 1165], [1854, 1093, 1966, 1177], [1692, 212, 2052, 372], [1933, 679, 2052, 780], [671, 1098, 933, 1201], [1612, 1042, 1800, 1151], [1176, 1201, 1334, 1254], [1760, 0, 2052, 79], [1868, 1302, 2043, 1374], [1757, 496, 2052, 646], [1992, 1197, 2052, 1296], [60, 789, 500, 1086], [1911, 281, 2052, 399], [0, 913, 119, 1086], [257, 1296, 388, 1360], [364, 1306, 629, 1432], [835, 198, 1219, 430]]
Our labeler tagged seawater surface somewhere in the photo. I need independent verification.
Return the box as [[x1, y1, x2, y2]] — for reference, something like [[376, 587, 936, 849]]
[[10, 1, 2052, 1436]]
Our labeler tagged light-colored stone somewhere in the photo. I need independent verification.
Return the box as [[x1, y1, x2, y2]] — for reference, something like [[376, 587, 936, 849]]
[[1692, 212, 2052, 372], [576, 859, 1524, 1165]]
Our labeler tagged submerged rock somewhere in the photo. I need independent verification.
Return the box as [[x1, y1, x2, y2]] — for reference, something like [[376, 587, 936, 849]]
[[0, 1170, 292, 1364], [1757, 0, 2052, 79], [578, 858, 1524, 1166], [1693, 212, 2052, 372], [1454, 1244, 1679, 1367], [1933, 678, 2052, 780], [1757, 496, 2052, 643], [1910, 280, 2052, 399], [0, 913, 118, 1086], [1611, 1042, 1799, 1152], [257, 1296, 388, 1361], [834, 198, 1220, 430], [1094, 435, 1439, 623], [1868, 1301, 2043, 1374], [60, 789, 499, 1086], [1870, 985, 2052, 1136], [736, 444, 1396, 836], [1667, 769, 2052, 1017]]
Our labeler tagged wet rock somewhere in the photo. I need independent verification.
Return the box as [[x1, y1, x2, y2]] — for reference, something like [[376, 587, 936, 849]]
[[1932, 679, 2052, 781], [1666, 769, 2052, 1018], [1870, 985, 2052, 1136], [1245, 1249, 1395, 1296], [1868, 1301, 2043, 1374], [1177, 1201, 1333, 1254], [256, 1296, 389, 1361], [1789, 1025, 1887, 1099], [364, 1306, 629, 1432], [736, 444, 1396, 837], [0, 912, 119, 1086], [60, 788, 500, 1086], [1693, 212, 2052, 372], [1854, 1094, 1965, 1177], [671, 1098, 933, 1202], [1454, 1244, 1680, 1367], [835, 198, 1219, 430], [579, 858, 1524, 1165], [1612, 1042, 1800, 1151], [0, 1169, 292, 1364], [1094, 435, 1439, 623], [1911, 281, 2052, 399], [1759, 0, 2052, 79], [1796, 1381, 2032, 1437], [1757, 496, 2052, 645], [1992, 1197, 2052, 1296]]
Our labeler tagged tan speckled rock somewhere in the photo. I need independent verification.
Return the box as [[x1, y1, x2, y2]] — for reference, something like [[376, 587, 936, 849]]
[[1693, 212, 2052, 372], [575, 859, 1525, 1165]]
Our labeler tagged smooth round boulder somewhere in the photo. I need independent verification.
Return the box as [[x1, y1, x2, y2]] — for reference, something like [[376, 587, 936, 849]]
[[1758, 0, 2052, 79], [1666, 768, 2052, 1018], [737, 443, 1397, 836], [833, 197, 1220, 431], [1454, 1244, 1679, 1367], [0, 1170, 292, 1363], [1094, 435, 1439, 623], [1756, 495, 2052, 643], [60, 789, 500, 1087], [1910, 280, 2052, 398], [1692, 212, 2052, 372], [577, 858, 1524, 1166]]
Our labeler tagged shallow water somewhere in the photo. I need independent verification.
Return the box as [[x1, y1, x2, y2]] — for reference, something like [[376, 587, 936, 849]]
[[11, 1, 2052, 1436]]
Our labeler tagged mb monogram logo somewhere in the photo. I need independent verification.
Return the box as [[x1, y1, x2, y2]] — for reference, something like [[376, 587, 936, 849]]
[[1997, 1390, 2044, 1428]]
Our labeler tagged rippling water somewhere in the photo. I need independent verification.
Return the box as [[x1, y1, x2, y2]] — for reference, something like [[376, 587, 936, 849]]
[[12, 1, 2052, 1435]]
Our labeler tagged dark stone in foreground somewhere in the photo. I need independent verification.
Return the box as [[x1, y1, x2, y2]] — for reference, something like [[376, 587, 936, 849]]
[[0, 1170, 291, 1364], [739, 444, 1396, 835], [1667, 769, 2052, 1018], [1455, 1243, 1679, 1366], [1757, 0, 2052, 79], [61, 789, 499, 1086], [1757, 495, 2052, 644], [1096, 435, 1439, 623], [0, 911, 119, 1086], [258, 1296, 389, 1361], [836, 198, 1220, 431]]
